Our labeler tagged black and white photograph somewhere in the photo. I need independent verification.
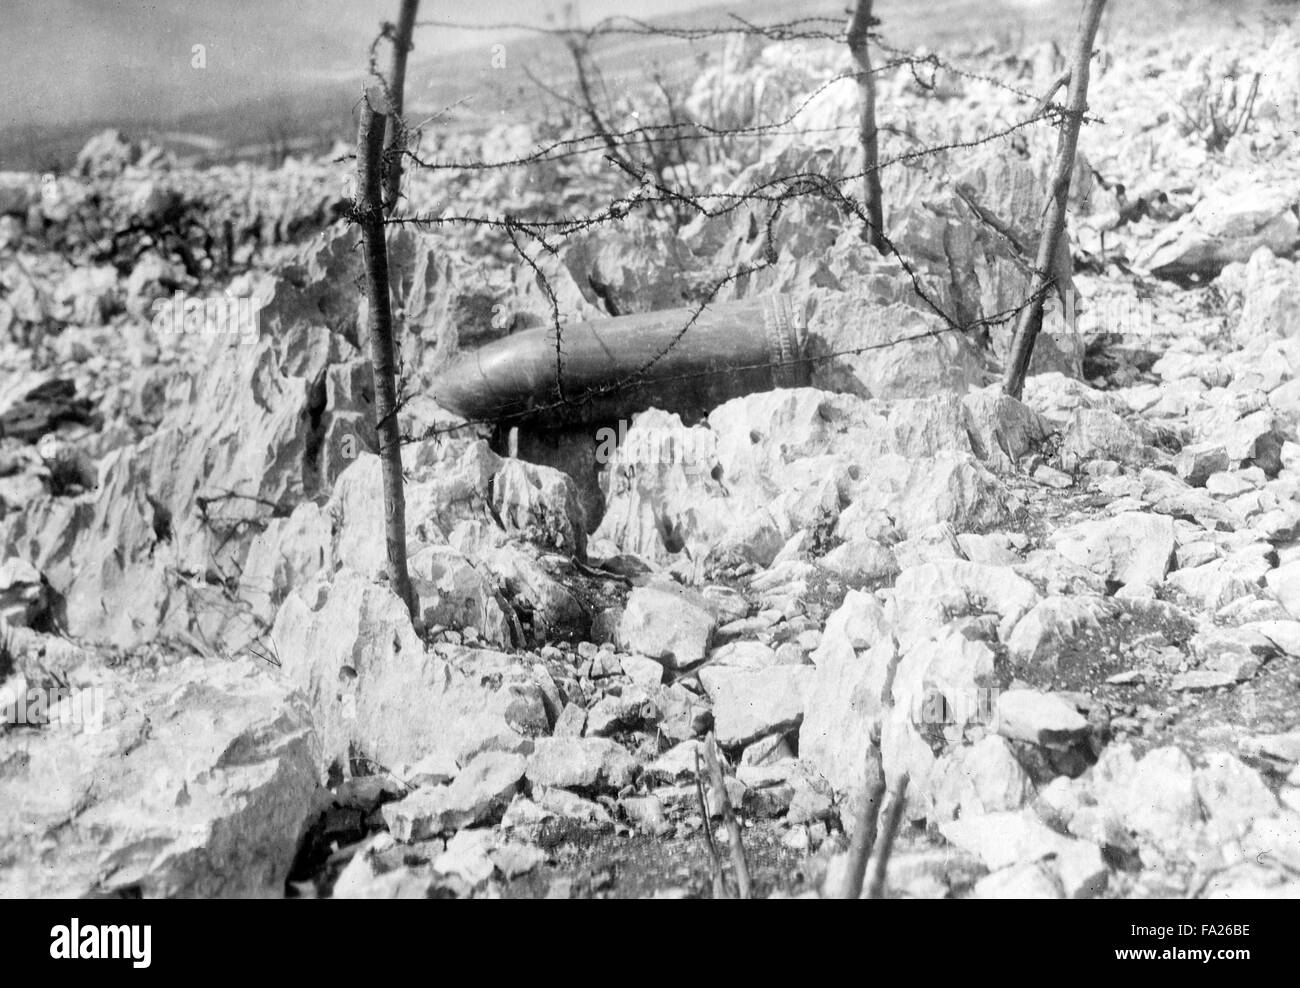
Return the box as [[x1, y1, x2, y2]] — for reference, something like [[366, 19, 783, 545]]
[[0, 0, 1297, 936]]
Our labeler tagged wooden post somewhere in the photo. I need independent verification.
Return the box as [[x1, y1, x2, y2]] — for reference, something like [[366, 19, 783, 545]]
[[356, 87, 416, 620], [1001, 0, 1108, 399], [840, 751, 886, 899], [382, 0, 420, 216], [847, 0, 885, 253], [837, 639, 901, 898], [865, 775, 910, 899], [704, 734, 752, 899]]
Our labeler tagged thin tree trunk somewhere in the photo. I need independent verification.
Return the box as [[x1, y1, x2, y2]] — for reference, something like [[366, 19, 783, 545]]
[[356, 89, 416, 620], [1001, 0, 1108, 399], [382, 0, 420, 216], [847, 0, 885, 253]]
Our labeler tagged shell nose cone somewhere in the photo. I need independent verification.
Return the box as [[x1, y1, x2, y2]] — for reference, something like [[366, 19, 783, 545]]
[[429, 329, 551, 422], [429, 343, 505, 420], [428, 294, 806, 427]]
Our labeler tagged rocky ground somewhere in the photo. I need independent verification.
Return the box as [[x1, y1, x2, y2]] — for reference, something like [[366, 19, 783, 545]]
[[2, 3, 1300, 899]]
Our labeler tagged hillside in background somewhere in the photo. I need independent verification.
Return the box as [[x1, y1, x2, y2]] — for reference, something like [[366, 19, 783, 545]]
[[0, 0, 740, 169], [8, 0, 1284, 171]]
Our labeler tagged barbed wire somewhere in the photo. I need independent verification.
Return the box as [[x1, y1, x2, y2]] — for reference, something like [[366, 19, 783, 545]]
[[390, 106, 1059, 239], [387, 149, 1057, 439], [396, 36, 1085, 176], [347, 14, 1089, 443], [405, 70, 868, 173], [417, 14, 1085, 115], [416, 14, 849, 43]]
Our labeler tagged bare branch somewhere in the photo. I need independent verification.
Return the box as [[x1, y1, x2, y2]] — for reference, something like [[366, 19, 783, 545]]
[[1033, 67, 1072, 117]]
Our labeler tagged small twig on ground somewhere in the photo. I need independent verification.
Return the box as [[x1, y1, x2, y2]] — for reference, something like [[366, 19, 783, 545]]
[[348, 752, 417, 792], [703, 733, 752, 899], [246, 637, 281, 668], [1230, 72, 1261, 143], [694, 747, 730, 899]]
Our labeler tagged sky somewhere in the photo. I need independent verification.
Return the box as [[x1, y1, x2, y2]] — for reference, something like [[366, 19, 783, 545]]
[[0, 0, 755, 130]]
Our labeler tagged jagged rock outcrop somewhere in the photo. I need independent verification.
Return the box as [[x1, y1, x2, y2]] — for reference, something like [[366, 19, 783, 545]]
[[596, 385, 1042, 577], [0, 654, 320, 898], [271, 568, 549, 773]]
